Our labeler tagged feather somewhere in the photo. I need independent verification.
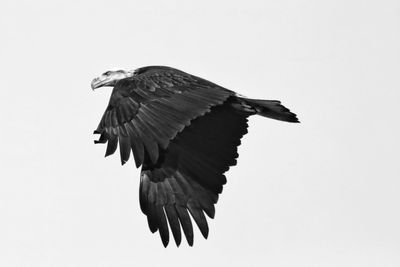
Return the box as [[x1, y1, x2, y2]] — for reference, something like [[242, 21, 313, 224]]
[[187, 202, 209, 238], [155, 182, 167, 205], [118, 135, 131, 165], [139, 174, 150, 213], [118, 101, 133, 122], [175, 205, 194, 246], [147, 204, 159, 233], [110, 109, 119, 127], [137, 110, 169, 149], [141, 102, 176, 131], [155, 99, 187, 122], [94, 133, 107, 144], [156, 205, 169, 247], [125, 122, 144, 167], [201, 201, 215, 219], [127, 97, 139, 110], [117, 123, 128, 137], [164, 205, 182, 246], [105, 136, 118, 157], [105, 110, 112, 128], [132, 119, 159, 164]]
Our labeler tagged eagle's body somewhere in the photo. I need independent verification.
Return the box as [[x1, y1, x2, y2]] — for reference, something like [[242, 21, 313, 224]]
[[92, 66, 298, 247]]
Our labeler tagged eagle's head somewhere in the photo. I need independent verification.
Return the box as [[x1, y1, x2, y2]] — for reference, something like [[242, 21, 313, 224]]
[[91, 69, 135, 90]]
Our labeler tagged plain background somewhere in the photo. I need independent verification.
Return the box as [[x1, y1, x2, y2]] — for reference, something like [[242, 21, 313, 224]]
[[1, 0, 399, 266]]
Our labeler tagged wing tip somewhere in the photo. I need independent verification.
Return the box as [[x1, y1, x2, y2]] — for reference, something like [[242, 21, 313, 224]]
[[161, 236, 169, 248]]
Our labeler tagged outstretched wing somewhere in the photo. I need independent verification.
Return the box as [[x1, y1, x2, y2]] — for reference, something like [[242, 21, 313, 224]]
[[94, 66, 233, 167], [94, 66, 248, 246], [140, 103, 249, 246]]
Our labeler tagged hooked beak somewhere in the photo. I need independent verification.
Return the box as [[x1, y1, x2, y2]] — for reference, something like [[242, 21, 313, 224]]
[[91, 77, 107, 90]]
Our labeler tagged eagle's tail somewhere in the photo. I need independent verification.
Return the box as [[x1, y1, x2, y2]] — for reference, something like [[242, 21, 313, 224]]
[[235, 97, 300, 123]]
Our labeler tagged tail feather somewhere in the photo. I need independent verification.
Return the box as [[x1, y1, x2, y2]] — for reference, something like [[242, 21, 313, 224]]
[[238, 98, 299, 123]]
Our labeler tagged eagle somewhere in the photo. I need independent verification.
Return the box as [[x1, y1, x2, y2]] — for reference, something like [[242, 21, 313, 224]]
[[91, 66, 299, 247]]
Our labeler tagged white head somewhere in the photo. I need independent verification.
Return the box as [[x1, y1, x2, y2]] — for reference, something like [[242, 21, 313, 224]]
[[91, 69, 135, 90]]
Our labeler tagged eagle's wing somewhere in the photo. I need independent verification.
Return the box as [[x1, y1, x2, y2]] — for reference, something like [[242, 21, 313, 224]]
[[94, 67, 248, 246], [140, 104, 249, 246], [94, 67, 232, 167]]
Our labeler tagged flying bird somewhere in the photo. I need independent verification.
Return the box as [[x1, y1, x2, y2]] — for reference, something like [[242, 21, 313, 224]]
[[91, 66, 299, 247]]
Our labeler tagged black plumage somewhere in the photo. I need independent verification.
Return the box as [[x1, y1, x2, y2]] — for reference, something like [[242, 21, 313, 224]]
[[92, 66, 299, 247]]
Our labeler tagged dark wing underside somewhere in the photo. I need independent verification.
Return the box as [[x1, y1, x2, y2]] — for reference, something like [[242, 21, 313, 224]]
[[140, 103, 249, 246]]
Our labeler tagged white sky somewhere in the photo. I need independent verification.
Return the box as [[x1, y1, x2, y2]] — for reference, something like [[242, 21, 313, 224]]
[[1, 0, 399, 266]]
